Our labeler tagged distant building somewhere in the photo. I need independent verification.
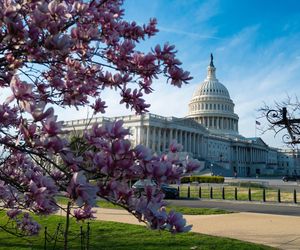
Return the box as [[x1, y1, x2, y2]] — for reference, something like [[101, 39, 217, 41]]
[[63, 56, 299, 177]]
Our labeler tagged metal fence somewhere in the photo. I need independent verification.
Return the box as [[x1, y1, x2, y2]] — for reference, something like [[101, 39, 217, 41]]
[[43, 222, 90, 250], [177, 184, 299, 204]]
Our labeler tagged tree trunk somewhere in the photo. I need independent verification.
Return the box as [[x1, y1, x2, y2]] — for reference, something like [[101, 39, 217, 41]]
[[64, 202, 71, 250]]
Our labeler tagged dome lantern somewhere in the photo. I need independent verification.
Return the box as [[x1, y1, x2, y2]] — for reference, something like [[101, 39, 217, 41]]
[[207, 53, 217, 80]]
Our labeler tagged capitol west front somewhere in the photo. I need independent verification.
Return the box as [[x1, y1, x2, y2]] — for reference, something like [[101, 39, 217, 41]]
[[64, 56, 299, 177]]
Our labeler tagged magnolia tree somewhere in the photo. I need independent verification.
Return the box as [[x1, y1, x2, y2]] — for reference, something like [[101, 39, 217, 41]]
[[0, 0, 200, 247]]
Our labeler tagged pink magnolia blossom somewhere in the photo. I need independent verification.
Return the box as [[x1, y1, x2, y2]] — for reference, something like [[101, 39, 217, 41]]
[[67, 172, 98, 206], [0, 104, 19, 128], [185, 159, 201, 173], [17, 213, 41, 236], [169, 140, 183, 153], [166, 210, 192, 233], [134, 144, 153, 161], [74, 206, 96, 221], [91, 98, 107, 114], [7, 209, 22, 219], [42, 115, 63, 136], [103, 120, 130, 139], [168, 67, 193, 87], [8, 76, 33, 102]]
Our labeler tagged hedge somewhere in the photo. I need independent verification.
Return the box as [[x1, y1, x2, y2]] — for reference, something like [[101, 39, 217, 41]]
[[181, 175, 224, 184]]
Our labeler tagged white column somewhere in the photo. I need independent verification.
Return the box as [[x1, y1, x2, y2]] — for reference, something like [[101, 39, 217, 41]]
[[241, 147, 243, 162], [169, 128, 173, 146], [152, 127, 156, 151], [198, 134, 201, 156], [259, 149, 261, 163], [163, 129, 166, 152], [146, 126, 150, 147], [184, 131, 188, 152], [135, 126, 139, 146], [242, 147, 244, 162], [193, 133, 196, 155], [188, 132, 193, 152], [158, 127, 161, 153], [180, 130, 183, 145], [175, 129, 178, 142], [195, 134, 198, 156]]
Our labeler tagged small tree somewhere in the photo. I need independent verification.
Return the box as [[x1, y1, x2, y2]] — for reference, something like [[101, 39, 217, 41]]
[[0, 0, 200, 248]]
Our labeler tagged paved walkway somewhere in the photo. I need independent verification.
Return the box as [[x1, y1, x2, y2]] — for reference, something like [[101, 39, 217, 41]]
[[91, 208, 300, 250]]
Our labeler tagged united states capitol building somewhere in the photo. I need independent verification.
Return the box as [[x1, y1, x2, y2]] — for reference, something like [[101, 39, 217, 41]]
[[64, 56, 300, 177]]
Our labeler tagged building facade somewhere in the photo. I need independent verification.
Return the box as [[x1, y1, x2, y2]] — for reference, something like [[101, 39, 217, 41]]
[[63, 56, 300, 177]]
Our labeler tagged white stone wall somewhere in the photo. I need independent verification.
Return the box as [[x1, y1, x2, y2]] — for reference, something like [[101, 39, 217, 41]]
[[63, 114, 297, 177]]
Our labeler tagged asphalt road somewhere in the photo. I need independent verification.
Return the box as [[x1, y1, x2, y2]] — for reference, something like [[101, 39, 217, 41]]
[[167, 199, 300, 216]]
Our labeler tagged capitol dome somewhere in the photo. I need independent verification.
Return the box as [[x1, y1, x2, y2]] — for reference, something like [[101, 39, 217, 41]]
[[192, 79, 230, 99], [187, 54, 239, 135]]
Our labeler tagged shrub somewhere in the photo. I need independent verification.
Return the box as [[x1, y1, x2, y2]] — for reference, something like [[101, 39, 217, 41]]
[[180, 176, 224, 184]]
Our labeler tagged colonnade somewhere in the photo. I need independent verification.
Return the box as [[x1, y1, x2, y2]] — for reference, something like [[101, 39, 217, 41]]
[[195, 116, 237, 131], [136, 126, 203, 157], [234, 146, 267, 164]]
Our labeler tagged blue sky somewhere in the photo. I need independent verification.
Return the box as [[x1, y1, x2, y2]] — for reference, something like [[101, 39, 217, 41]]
[[59, 0, 300, 148]]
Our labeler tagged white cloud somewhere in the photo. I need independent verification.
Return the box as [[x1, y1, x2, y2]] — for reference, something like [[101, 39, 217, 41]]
[[158, 27, 223, 41], [195, 0, 220, 23]]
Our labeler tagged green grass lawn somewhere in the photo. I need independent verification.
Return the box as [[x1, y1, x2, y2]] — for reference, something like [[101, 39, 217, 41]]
[[0, 212, 274, 250], [55, 196, 233, 215], [179, 184, 297, 203]]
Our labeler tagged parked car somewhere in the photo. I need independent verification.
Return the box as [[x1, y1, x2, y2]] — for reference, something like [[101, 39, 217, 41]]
[[282, 175, 300, 182], [132, 180, 179, 199]]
